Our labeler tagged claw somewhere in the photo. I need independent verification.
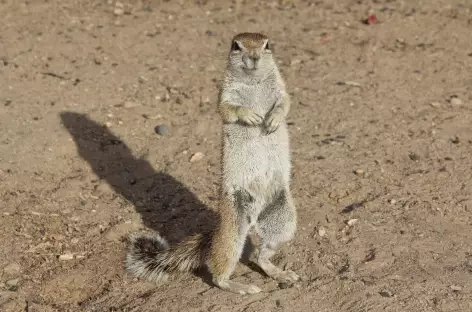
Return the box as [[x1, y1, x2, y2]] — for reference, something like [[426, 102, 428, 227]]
[[239, 108, 263, 126], [264, 109, 283, 134]]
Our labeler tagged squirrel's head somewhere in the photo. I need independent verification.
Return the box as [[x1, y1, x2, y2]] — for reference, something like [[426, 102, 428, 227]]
[[227, 33, 275, 76]]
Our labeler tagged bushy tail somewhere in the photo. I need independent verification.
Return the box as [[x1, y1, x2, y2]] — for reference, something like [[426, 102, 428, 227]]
[[125, 231, 211, 282]]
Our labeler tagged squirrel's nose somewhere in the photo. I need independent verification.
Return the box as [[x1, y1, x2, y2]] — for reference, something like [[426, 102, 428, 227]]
[[248, 50, 260, 60], [249, 54, 260, 62]]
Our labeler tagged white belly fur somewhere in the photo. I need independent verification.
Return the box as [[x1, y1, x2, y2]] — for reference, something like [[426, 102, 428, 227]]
[[222, 123, 290, 213]]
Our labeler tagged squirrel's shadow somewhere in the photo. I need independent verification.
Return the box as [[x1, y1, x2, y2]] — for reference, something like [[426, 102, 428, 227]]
[[60, 112, 256, 285]]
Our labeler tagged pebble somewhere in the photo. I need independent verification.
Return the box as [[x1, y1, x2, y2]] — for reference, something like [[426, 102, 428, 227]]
[[154, 124, 169, 136], [58, 254, 74, 261], [278, 282, 293, 289], [105, 121, 112, 128], [113, 8, 125, 15], [451, 136, 460, 144], [450, 97, 462, 106], [409, 152, 420, 161], [389, 199, 397, 204], [190, 152, 205, 163], [347, 219, 358, 226], [354, 169, 365, 176], [430, 102, 441, 108], [3, 263, 21, 276], [450, 285, 462, 291], [318, 226, 326, 237], [379, 289, 394, 297], [6, 279, 19, 290], [114, 7, 124, 15]]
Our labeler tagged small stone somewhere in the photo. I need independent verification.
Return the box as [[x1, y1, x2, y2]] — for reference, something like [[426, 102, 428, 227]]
[[154, 124, 169, 136], [450, 285, 462, 291], [58, 254, 74, 261], [278, 282, 293, 289], [107, 113, 114, 118], [114, 7, 124, 15], [105, 121, 112, 128], [451, 136, 460, 144], [408, 152, 420, 161], [318, 226, 326, 237], [115, 2, 124, 8], [379, 290, 394, 297], [389, 199, 397, 204], [190, 152, 205, 163], [3, 263, 21, 276], [450, 97, 462, 106], [347, 219, 358, 226], [430, 102, 441, 108], [354, 169, 365, 176], [6, 279, 19, 289]]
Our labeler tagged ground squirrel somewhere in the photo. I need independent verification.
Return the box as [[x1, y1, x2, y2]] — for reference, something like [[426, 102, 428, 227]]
[[125, 32, 298, 294]]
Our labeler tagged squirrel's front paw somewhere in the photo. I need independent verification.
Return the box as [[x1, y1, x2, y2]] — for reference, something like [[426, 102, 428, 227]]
[[237, 107, 264, 126], [264, 107, 284, 134]]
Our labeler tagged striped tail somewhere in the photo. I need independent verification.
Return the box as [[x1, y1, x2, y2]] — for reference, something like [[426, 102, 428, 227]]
[[125, 231, 211, 282]]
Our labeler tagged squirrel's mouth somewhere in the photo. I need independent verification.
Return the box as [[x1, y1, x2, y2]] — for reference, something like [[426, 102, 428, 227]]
[[242, 66, 258, 72]]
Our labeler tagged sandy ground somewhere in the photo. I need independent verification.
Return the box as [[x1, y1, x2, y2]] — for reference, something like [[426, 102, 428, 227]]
[[1, 0, 472, 311]]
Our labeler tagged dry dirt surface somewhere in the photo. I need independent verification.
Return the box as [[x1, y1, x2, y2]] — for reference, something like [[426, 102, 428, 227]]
[[1, 0, 472, 311]]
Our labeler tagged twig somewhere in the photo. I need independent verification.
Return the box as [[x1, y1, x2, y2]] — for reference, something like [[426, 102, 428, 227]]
[[42, 72, 66, 80]]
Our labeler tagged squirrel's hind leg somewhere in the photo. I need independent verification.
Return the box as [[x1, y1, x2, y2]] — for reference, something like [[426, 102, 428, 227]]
[[255, 188, 299, 283], [208, 192, 262, 295]]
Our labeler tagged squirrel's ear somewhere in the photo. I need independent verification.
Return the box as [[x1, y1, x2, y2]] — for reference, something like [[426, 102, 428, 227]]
[[264, 40, 270, 50], [231, 41, 241, 51]]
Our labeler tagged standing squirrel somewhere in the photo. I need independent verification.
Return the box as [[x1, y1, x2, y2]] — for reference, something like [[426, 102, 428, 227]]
[[125, 32, 298, 294]]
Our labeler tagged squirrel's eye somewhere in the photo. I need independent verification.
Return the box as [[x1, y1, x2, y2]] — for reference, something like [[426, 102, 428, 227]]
[[231, 41, 241, 51], [265, 42, 270, 50]]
